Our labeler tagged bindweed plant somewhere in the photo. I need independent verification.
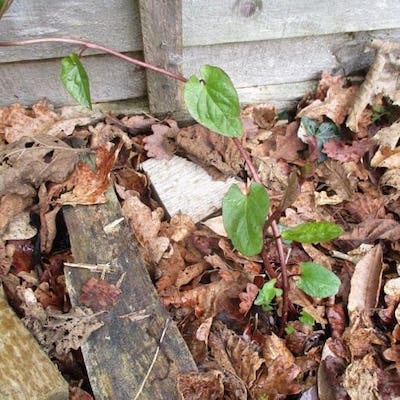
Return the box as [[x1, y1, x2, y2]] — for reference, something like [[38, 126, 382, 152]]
[[0, 27, 343, 334]]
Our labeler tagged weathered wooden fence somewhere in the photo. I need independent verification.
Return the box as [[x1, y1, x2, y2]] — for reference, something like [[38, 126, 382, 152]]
[[1, 0, 400, 114]]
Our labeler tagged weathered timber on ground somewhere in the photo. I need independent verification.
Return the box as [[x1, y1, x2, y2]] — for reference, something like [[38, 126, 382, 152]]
[[63, 185, 196, 400], [0, 286, 69, 400], [142, 155, 237, 222]]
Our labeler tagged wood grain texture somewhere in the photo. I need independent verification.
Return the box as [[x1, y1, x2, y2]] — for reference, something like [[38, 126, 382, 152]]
[[63, 184, 196, 400], [0, 53, 146, 107], [0, 0, 142, 62], [182, 0, 400, 46], [0, 287, 69, 400], [183, 31, 385, 88], [139, 0, 184, 114]]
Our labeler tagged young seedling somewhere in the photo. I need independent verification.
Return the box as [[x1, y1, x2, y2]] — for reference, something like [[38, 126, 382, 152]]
[[0, 33, 343, 334]]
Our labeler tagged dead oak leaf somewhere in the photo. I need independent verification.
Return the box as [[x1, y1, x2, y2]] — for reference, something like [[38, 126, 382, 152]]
[[79, 277, 121, 312], [177, 370, 224, 400], [341, 218, 400, 244], [323, 138, 373, 163], [0, 135, 80, 199], [0, 101, 60, 143], [250, 333, 301, 399], [59, 147, 115, 205], [143, 121, 177, 160], [122, 193, 169, 264], [297, 72, 358, 125]]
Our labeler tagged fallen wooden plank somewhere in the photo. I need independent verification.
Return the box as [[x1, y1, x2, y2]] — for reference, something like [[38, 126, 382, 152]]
[[0, 286, 69, 400], [63, 186, 196, 400], [141, 155, 238, 223]]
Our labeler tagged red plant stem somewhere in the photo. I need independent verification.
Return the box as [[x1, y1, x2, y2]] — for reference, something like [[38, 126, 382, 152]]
[[1, 36, 290, 334], [233, 138, 289, 334], [0, 37, 187, 83]]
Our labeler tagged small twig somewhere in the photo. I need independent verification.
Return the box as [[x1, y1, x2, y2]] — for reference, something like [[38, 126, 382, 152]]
[[64, 262, 113, 274], [133, 318, 170, 400]]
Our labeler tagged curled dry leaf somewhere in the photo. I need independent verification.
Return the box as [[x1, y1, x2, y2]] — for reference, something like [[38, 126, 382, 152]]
[[0, 101, 59, 143], [347, 40, 400, 132], [79, 277, 121, 312], [177, 370, 224, 400], [323, 138, 373, 163], [122, 193, 169, 264], [59, 147, 115, 205], [0, 135, 79, 199], [341, 219, 400, 245], [238, 283, 259, 315], [143, 122, 177, 160], [251, 333, 301, 399], [347, 244, 383, 327], [297, 72, 358, 125]]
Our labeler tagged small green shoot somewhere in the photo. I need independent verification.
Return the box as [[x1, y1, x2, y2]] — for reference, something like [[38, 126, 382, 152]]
[[281, 221, 342, 243], [223, 182, 269, 256], [285, 325, 295, 335], [254, 279, 282, 311], [184, 65, 243, 137], [296, 262, 341, 298], [299, 310, 315, 326], [61, 53, 92, 109]]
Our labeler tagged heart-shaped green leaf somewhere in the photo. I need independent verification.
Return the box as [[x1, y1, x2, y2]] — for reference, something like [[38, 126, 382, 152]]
[[61, 53, 92, 109], [281, 221, 342, 243], [297, 262, 341, 298], [184, 65, 242, 137], [223, 182, 269, 256]]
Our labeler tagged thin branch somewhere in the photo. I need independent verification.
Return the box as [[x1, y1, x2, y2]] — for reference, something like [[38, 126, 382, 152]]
[[0, 37, 187, 83]]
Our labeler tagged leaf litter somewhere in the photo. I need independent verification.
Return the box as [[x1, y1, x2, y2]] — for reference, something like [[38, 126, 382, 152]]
[[1, 41, 400, 399]]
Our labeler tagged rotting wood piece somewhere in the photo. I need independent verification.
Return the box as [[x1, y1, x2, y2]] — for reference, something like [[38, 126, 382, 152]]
[[0, 286, 69, 400], [63, 186, 197, 400]]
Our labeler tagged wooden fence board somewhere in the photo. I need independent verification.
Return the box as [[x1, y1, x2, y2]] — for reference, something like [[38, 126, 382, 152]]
[[63, 185, 197, 400], [0, 53, 146, 107], [183, 31, 379, 88], [182, 0, 400, 47], [0, 0, 142, 63], [139, 0, 184, 114]]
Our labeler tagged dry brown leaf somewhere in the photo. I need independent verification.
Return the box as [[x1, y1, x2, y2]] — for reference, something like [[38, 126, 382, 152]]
[[347, 40, 400, 132], [161, 213, 196, 242], [373, 121, 400, 148], [243, 103, 277, 130], [122, 193, 169, 265], [172, 124, 242, 179], [175, 261, 208, 288], [342, 354, 379, 400], [79, 277, 122, 312], [0, 210, 37, 241], [347, 244, 383, 327], [238, 283, 259, 315], [341, 219, 400, 244], [343, 193, 386, 222], [59, 147, 115, 205], [297, 72, 358, 125], [89, 122, 132, 151], [371, 146, 400, 168], [143, 122, 177, 160], [323, 138, 373, 163], [177, 370, 224, 400], [211, 321, 264, 388], [0, 135, 80, 199], [251, 333, 301, 399], [0, 101, 60, 143], [379, 169, 400, 205], [0, 193, 32, 231]]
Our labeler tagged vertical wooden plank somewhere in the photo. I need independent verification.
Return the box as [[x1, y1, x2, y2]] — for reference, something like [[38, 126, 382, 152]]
[[139, 0, 183, 114]]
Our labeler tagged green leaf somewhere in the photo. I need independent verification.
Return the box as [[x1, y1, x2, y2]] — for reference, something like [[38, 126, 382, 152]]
[[61, 53, 92, 109], [299, 310, 315, 326], [285, 325, 295, 335], [254, 279, 282, 311], [184, 65, 242, 137], [297, 262, 341, 298], [223, 182, 269, 256], [300, 116, 318, 136], [281, 221, 342, 243]]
